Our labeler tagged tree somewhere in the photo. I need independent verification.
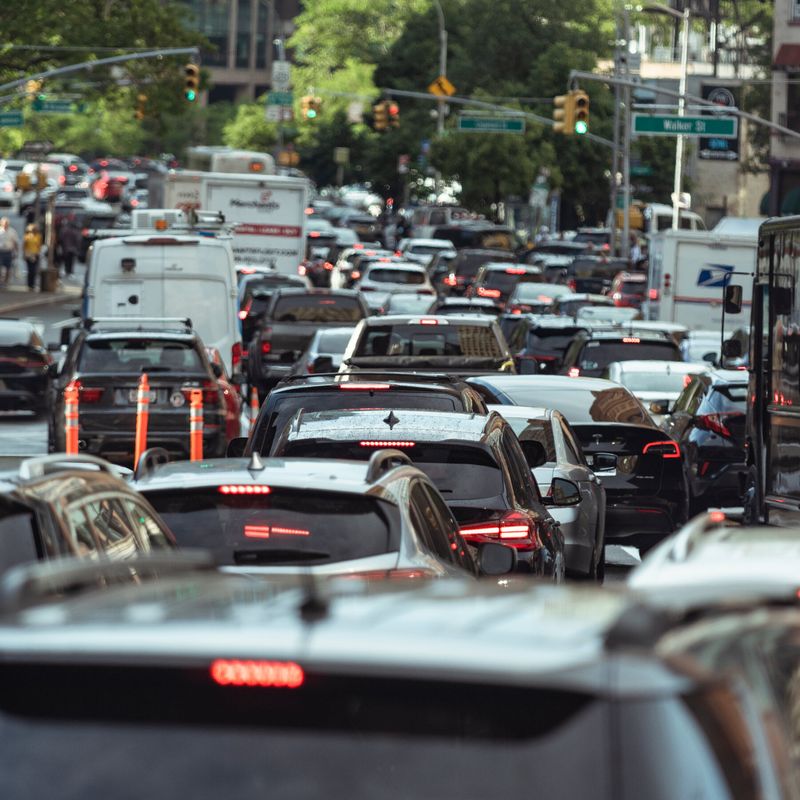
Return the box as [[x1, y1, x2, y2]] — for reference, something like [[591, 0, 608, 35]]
[[223, 103, 279, 152]]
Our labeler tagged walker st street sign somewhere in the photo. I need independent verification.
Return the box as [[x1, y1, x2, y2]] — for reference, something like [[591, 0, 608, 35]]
[[457, 116, 525, 133], [633, 114, 738, 138]]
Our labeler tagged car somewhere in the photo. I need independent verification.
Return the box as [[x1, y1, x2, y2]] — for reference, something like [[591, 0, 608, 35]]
[[132, 450, 513, 578], [0, 567, 792, 798], [0, 453, 175, 576], [427, 296, 503, 317], [660, 369, 748, 513], [237, 371, 489, 457], [344, 212, 382, 241], [340, 314, 515, 376], [0, 170, 19, 214], [237, 272, 310, 350], [396, 237, 456, 267], [604, 360, 710, 425], [550, 292, 614, 318], [379, 292, 437, 316], [488, 404, 606, 579], [469, 263, 544, 306], [444, 248, 516, 295], [566, 256, 628, 295], [502, 316, 589, 375], [287, 326, 356, 376], [271, 408, 566, 578], [506, 281, 573, 314], [425, 248, 459, 293], [91, 169, 132, 202], [0, 319, 53, 416], [468, 375, 688, 551], [354, 261, 436, 300], [681, 329, 726, 364], [50, 321, 229, 463], [332, 246, 394, 289], [205, 347, 243, 442], [560, 329, 683, 378], [610, 271, 647, 309]]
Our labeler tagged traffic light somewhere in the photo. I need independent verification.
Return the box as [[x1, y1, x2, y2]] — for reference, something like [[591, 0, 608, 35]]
[[135, 93, 147, 121], [184, 63, 200, 102], [25, 79, 42, 99], [552, 92, 575, 136], [301, 95, 321, 120], [573, 90, 589, 134], [373, 100, 389, 131], [387, 101, 400, 128]]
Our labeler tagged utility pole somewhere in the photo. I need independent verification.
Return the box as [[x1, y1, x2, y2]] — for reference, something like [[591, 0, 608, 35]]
[[610, 16, 622, 256], [434, 0, 448, 137], [672, 6, 690, 230], [622, 2, 632, 260]]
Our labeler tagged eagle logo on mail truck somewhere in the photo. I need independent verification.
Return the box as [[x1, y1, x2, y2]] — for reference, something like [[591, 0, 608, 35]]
[[697, 263, 734, 288]]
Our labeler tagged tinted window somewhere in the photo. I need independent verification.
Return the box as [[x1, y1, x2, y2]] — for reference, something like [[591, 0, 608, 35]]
[[65, 505, 99, 557], [82, 498, 139, 559], [122, 499, 173, 551], [385, 295, 435, 315], [503, 417, 557, 462], [355, 324, 503, 359], [273, 295, 364, 323], [0, 511, 38, 571], [621, 281, 645, 294], [315, 329, 355, 352], [146, 489, 397, 566], [526, 331, 581, 359], [578, 341, 681, 373], [78, 339, 204, 373], [513, 283, 571, 302], [701, 383, 748, 414], [409, 482, 455, 561], [484, 272, 532, 294], [619, 369, 704, 394], [366, 269, 425, 285]]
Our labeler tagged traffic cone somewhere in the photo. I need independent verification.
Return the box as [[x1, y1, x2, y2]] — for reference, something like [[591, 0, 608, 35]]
[[134, 372, 150, 470], [64, 380, 79, 455], [190, 388, 203, 461], [249, 385, 259, 434]]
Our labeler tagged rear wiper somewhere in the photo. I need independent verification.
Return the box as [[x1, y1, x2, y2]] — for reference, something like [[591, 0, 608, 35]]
[[233, 549, 330, 564]]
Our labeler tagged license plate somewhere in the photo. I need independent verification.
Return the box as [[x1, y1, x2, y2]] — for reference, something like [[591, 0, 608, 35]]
[[123, 389, 159, 404]]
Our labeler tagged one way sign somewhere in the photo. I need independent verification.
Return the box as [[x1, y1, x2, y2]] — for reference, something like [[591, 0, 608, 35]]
[[697, 263, 734, 288]]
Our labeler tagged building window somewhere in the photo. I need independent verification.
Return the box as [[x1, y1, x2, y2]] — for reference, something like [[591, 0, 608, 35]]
[[789, 82, 800, 132], [236, 0, 252, 68], [185, 0, 230, 67], [794, 0, 800, 21], [256, 0, 269, 69]]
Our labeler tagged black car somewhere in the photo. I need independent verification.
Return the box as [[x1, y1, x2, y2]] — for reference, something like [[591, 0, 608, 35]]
[[272, 408, 566, 577], [661, 369, 748, 513], [500, 316, 588, 375], [468, 263, 543, 306], [0, 319, 53, 416], [440, 248, 516, 296], [237, 272, 308, 350], [469, 375, 688, 551], [560, 329, 682, 378], [51, 322, 228, 463], [236, 371, 489, 457]]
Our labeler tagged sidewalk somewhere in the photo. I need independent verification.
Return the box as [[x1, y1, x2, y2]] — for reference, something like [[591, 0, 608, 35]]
[[0, 257, 84, 315]]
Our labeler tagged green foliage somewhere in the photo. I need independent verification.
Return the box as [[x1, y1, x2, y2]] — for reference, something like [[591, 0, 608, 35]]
[[223, 103, 279, 152]]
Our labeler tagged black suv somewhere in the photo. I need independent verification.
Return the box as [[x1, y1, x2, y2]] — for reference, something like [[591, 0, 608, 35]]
[[468, 263, 543, 306], [235, 372, 489, 457], [560, 329, 682, 378], [238, 272, 308, 351], [501, 316, 589, 374], [441, 248, 516, 295], [51, 321, 228, 463], [0, 319, 53, 416]]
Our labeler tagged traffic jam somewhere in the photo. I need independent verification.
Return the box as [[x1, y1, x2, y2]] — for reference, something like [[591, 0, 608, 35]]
[[0, 150, 799, 798]]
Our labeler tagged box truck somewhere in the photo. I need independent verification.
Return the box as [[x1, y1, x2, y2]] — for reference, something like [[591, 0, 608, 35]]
[[163, 171, 308, 275], [645, 228, 756, 331]]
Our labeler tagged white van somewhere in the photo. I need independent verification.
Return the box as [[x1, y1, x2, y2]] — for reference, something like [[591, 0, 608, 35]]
[[84, 234, 241, 374]]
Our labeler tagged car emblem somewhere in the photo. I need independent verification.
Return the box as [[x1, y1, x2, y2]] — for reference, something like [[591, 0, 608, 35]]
[[383, 410, 399, 430], [170, 391, 186, 408]]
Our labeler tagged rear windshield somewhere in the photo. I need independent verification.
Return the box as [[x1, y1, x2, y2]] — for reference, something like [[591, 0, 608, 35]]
[[409, 245, 449, 256], [579, 341, 681, 372], [620, 281, 646, 294], [527, 331, 580, 355], [620, 370, 703, 394], [86, 216, 115, 229], [355, 324, 503, 359], [273, 295, 364, 323], [367, 269, 425, 285], [386, 295, 436, 314], [145, 488, 397, 566], [258, 390, 462, 455], [316, 329, 354, 353], [284, 442, 504, 502], [78, 339, 204, 373], [514, 283, 571, 301], [484, 272, 541, 294], [453, 253, 513, 277]]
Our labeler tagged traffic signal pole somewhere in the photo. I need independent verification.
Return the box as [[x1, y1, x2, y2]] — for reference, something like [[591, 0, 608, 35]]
[[622, 2, 631, 260]]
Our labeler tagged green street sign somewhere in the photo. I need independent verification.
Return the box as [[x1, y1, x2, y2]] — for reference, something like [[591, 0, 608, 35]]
[[267, 91, 293, 106], [631, 164, 653, 176], [457, 115, 525, 134], [0, 111, 23, 127], [32, 98, 76, 114], [633, 114, 737, 138]]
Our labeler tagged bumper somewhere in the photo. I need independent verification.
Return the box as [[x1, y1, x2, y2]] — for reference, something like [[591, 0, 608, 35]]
[[77, 428, 226, 463], [604, 497, 683, 549]]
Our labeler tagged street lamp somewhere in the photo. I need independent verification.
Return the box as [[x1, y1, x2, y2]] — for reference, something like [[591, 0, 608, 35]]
[[643, 2, 690, 230], [433, 0, 448, 136]]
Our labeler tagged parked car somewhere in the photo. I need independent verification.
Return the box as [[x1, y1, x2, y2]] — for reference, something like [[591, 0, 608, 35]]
[[0, 319, 53, 416]]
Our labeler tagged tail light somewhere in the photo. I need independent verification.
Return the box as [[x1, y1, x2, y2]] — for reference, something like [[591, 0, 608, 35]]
[[231, 342, 242, 370], [182, 381, 220, 406], [505, 267, 526, 275], [443, 274, 457, 287], [260, 327, 272, 355], [210, 659, 304, 688], [324, 262, 334, 271], [642, 440, 681, 459], [130, 198, 139, 208], [58, 175, 66, 185], [458, 512, 540, 548], [359, 440, 416, 448], [76, 382, 103, 403], [477, 287, 501, 299], [648, 288, 659, 301], [567, 367, 580, 378], [395, 250, 402, 256], [261, 341, 272, 354], [695, 412, 744, 439], [82, 227, 89, 236], [351, 270, 361, 280], [238, 298, 252, 321], [568, 279, 577, 291], [219, 485, 271, 495], [339, 383, 390, 391], [341, 568, 436, 580]]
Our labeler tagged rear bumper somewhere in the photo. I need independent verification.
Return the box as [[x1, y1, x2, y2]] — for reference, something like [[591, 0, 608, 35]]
[[604, 497, 683, 548], [77, 428, 226, 463]]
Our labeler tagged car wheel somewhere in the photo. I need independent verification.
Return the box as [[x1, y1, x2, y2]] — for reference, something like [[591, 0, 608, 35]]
[[742, 464, 760, 525]]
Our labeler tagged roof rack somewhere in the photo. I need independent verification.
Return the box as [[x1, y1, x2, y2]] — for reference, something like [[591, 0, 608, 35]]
[[365, 448, 413, 484], [132, 447, 170, 481], [84, 316, 193, 332], [0, 552, 217, 613], [18, 454, 128, 481]]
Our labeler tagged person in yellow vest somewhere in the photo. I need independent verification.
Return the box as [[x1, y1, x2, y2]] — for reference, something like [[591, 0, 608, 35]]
[[23, 223, 43, 291]]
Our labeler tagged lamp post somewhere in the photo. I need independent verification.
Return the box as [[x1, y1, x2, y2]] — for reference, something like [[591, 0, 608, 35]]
[[433, 0, 448, 136], [643, 3, 690, 230]]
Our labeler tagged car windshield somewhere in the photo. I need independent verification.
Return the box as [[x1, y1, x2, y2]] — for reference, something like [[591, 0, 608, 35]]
[[579, 341, 681, 373], [619, 370, 703, 393], [78, 339, 204, 373], [368, 269, 425, 285], [354, 324, 504, 359], [273, 295, 364, 323], [145, 488, 397, 566]]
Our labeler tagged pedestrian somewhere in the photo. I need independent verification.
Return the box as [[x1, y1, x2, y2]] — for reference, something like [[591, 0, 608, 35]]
[[23, 223, 43, 291], [630, 234, 643, 268], [0, 217, 20, 286], [59, 216, 81, 279]]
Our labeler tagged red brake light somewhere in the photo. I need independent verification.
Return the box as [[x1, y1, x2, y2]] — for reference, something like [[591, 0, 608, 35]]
[[351, 270, 361, 280], [395, 250, 402, 256], [244, 524, 310, 538], [567, 279, 577, 291], [709, 510, 726, 523], [477, 287, 502, 299], [642, 440, 681, 459], [231, 341, 242, 369], [353, 243, 364, 249], [338, 383, 390, 391], [622, 337, 640, 344], [459, 512, 538, 547], [683, 374, 694, 388], [568, 367, 580, 378], [359, 440, 416, 448], [238, 310, 248, 320], [219, 485, 272, 495], [261, 341, 271, 354], [298, 264, 307, 276], [418, 318, 438, 325], [305, 207, 314, 215], [309, 231, 321, 238], [68, 164, 78, 172], [323, 262, 334, 271], [695, 412, 744, 439], [648, 288, 659, 301], [443, 274, 457, 287], [78, 386, 104, 403], [58, 175, 66, 185], [505, 267, 526, 275], [81, 227, 89, 236], [210, 659, 304, 688]]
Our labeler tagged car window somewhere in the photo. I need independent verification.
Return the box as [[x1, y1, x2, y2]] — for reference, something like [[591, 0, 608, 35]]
[[701, 383, 748, 414], [83, 498, 140, 559], [674, 376, 708, 415], [501, 428, 540, 505], [273, 295, 365, 323], [420, 483, 476, 574], [502, 417, 557, 463], [355, 324, 504, 359], [367, 268, 425, 285], [578, 341, 681, 373], [65, 505, 99, 557], [78, 339, 204, 374], [0, 511, 39, 572], [122, 499, 174, 551], [559, 419, 586, 466], [409, 482, 454, 562]]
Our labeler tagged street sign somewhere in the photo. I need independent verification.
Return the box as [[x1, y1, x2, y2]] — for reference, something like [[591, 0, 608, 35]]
[[334, 147, 350, 165], [267, 91, 293, 106], [0, 111, 23, 127], [457, 115, 525, 133], [633, 113, 737, 138], [265, 105, 293, 122], [271, 60, 291, 92], [428, 75, 456, 97], [31, 98, 76, 113]]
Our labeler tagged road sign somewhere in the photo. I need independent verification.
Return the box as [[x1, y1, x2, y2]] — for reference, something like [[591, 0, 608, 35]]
[[31, 98, 76, 113], [428, 75, 456, 97], [267, 91, 293, 106], [457, 115, 525, 133], [633, 113, 737, 138], [0, 111, 23, 127], [333, 147, 350, 165], [271, 60, 291, 92], [265, 105, 293, 122]]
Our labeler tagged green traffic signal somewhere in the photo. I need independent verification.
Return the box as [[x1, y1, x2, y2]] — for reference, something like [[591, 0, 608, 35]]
[[185, 89, 197, 102], [307, 108, 317, 119], [574, 120, 588, 135]]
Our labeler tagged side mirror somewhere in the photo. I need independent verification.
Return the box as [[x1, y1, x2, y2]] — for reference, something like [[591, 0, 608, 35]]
[[721, 338, 743, 359], [549, 477, 581, 506], [210, 362, 223, 379], [312, 355, 335, 373], [724, 284, 743, 314], [701, 351, 718, 364], [226, 437, 248, 458], [592, 452, 617, 472], [649, 400, 669, 415], [520, 439, 547, 469], [477, 542, 517, 576]]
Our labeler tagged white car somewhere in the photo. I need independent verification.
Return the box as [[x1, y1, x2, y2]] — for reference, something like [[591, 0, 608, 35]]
[[0, 171, 19, 214], [397, 238, 457, 267], [355, 261, 436, 299]]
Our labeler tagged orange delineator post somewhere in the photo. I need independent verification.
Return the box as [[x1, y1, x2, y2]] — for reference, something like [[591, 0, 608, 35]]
[[249, 386, 259, 434], [134, 372, 150, 470], [190, 388, 203, 462], [64, 380, 80, 455]]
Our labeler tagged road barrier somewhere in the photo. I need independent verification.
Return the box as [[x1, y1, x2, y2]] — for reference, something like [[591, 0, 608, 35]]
[[64, 380, 79, 455], [190, 388, 203, 461], [249, 386, 259, 434], [134, 372, 150, 470]]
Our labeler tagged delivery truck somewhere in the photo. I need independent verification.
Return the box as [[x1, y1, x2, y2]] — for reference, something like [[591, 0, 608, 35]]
[[645, 228, 756, 331], [163, 171, 308, 275]]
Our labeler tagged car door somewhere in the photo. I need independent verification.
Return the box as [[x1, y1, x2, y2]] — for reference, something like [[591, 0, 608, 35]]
[[408, 481, 464, 576]]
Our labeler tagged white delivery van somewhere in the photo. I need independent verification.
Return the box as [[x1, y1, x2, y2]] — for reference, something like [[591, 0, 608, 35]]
[[163, 171, 308, 275], [645, 228, 756, 331], [84, 234, 242, 374]]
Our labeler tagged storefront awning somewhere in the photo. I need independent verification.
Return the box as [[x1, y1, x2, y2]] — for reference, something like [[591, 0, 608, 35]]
[[774, 44, 800, 69]]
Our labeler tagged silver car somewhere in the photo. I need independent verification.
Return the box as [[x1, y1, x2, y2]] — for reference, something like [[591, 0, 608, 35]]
[[490, 404, 606, 580]]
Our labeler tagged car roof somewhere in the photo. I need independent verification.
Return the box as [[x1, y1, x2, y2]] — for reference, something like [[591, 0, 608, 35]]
[[274, 372, 474, 393], [489, 404, 551, 422], [582, 329, 676, 343], [363, 314, 495, 327], [405, 238, 453, 247], [709, 369, 749, 384], [83, 330, 198, 342], [610, 360, 708, 374], [437, 297, 498, 307], [364, 262, 426, 272], [482, 262, 541, 272], [0, 319, 36, 345], [472, 374, 621, 393]]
